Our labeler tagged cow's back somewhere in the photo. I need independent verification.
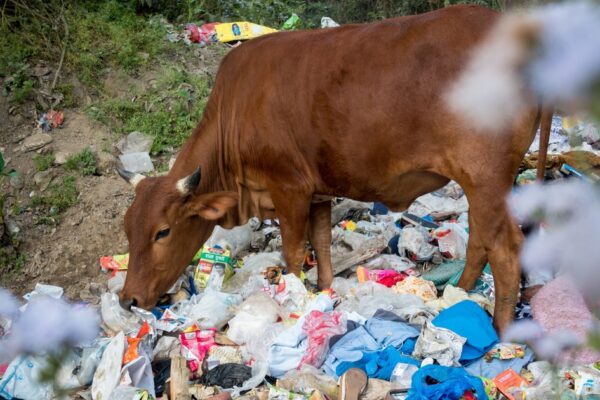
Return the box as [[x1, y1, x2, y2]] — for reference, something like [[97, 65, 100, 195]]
[[211, 5, 537, 207]]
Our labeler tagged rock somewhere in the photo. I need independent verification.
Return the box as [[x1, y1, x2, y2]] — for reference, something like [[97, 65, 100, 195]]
[[54, 150, 70, 165], [97, 151, 117, 174], [5, 219, 20, 235], [23, 133, 53, 152], [119, 152, 154, 173], [116, 131, 153, 154], [9, 174, 23, 189], [31, 65, 51, 77], [33, 170, 55, 191]]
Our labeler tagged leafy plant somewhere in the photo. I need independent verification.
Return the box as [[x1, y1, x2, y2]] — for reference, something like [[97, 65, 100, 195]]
[[31, 175, 79, 215], [89, 67, 211, 154], [33, 153, 55, 172], [64, 148, 98, 176]]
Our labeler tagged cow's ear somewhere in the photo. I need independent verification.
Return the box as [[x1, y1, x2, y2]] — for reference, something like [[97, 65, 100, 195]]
[[187, 191, 238, 220]]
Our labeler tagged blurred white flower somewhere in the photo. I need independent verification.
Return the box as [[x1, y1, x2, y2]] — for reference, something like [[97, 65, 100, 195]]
[[509, 181, 600, 304], [447, 1, 600, 131], [445, 13, 533, 133], [503, 319, 545, 343], [528, 2, 600, 102], [504, 320, 582, 361], [0, 288, 19, 317], [0, 295, 100, 362]]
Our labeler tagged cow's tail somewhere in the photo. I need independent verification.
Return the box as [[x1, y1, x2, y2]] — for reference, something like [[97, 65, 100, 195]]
[[536, 106, 554, 181]]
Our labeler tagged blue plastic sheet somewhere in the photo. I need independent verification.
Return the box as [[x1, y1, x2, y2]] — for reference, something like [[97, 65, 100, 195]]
[[407, 364, 487, 400], [432, 300, 498, 363]]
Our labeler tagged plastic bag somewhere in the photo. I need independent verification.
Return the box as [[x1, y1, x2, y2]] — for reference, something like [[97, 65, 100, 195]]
[[432, 223, 468, 260], [100, 293, 142, 334], [186, 289, 242, 329], [206, 218, 260, 257], [92, 332, 126, 400], [107, 271, 126, 294], [413, 321, 465, 367], [356, 266, 407, 288], [180, 328, 216, 373], [336, 282, 437, 323], [227, 292, 282, 345], [321, 17, 340, 28], [364, 254, 416, 272], [152, 336, 180, 360], [120, 356, 155, 397], [223, 252, 284, 296], [0, 352, 81, 399], [278, 365, 339, 398], [400, 226, 436, 261], [273, 274, 310, 313], [77, 338, 111, 386], [299, 310, 346, 368], [391, 362, 419, 391], [407, 364, 486, 400]]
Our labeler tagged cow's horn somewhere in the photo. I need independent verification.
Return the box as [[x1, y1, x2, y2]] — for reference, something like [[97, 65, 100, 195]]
[[117, 167, 146, 188], [176, 167, 201, 196]]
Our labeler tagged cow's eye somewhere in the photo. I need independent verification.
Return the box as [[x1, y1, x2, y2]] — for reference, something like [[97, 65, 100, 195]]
[[155, 228, 170, 241]]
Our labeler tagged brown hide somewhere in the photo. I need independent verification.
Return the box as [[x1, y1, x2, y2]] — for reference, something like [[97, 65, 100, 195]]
[[120, 5, 544, 332]]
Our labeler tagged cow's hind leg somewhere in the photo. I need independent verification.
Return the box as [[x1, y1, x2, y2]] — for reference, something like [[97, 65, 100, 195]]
[[270, 190, 311, 278], [309, 201, 333, 289], [465, 189, 522, 333], [457, 213, 489, 291]]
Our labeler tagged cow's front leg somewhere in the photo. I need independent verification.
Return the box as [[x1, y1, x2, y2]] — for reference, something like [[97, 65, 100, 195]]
[[309, 201, 333, 290], [270, 190, 311, 278]]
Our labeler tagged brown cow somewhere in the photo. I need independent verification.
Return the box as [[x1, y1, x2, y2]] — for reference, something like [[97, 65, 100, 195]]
[[117, 5, 551, 333]]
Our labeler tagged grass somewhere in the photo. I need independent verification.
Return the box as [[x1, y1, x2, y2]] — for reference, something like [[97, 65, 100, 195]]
[[31, 175, 79, 216], [33, 153, 55, 172], [0, 249, 26, 286], [65, 148, 98, 176], [65, 2, 168, 89], [0, 1, 168, 103], [88, 67, 211, 154], [55, 83, 77, 108]]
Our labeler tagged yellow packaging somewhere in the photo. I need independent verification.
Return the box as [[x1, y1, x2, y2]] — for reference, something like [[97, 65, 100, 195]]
[[215, 22, 277, 43], [193, 245, 234, 289]]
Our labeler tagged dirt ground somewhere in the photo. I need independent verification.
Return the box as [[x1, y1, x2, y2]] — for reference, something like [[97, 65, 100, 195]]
[[0, 45, 226, 301]]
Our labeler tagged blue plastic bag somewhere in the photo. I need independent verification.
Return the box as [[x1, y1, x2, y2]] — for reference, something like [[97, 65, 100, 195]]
[[407, 364, 487, 400]]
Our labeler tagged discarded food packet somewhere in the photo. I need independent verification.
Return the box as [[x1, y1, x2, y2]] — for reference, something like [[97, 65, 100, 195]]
[[179, 328, 216, 374], [193, 245, 234, 290], [99, 254, 129, 275]]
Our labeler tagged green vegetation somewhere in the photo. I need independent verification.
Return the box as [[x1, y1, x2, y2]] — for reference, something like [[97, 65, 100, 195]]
[[66, 2, 167, 88], [55, 83, 77, 108], [0, 0, 167, 102], [88, 67, 211, 154], [31, 175, 79, 216], [65, 148, 98, 176], [0, 248, 26, 285], [33, 153, 55, 172], [136, 0, 505, 28]]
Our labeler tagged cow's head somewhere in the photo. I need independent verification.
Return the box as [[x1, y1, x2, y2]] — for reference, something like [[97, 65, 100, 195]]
[[116, 167, 238, 310]]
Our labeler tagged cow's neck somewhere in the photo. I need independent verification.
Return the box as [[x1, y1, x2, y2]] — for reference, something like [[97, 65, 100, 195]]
[[169, 111, 238, 229], [170, 115, 224, 193]]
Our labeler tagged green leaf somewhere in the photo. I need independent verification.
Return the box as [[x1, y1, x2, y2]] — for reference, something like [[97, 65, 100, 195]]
[[0, 152, 4, 174]]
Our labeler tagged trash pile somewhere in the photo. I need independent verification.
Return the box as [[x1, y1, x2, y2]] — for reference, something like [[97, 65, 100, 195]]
[[164, 14, 340, 46], [1, 116, 600, 400]]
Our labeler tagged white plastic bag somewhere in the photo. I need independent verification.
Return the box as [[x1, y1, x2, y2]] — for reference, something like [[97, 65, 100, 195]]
[[227, 292, 282, 345], [186, 289, 242, 329], [432, 222, 468, 260], [100, 293, 142, 334], [92, 331, 126, 400], [400, 226, 436, 261], [205, 218, 260, 256]]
